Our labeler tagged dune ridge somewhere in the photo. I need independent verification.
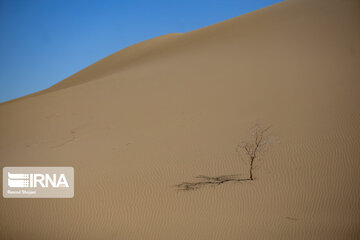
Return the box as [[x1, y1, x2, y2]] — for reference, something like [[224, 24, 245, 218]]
[[1, 0, 359, 239]]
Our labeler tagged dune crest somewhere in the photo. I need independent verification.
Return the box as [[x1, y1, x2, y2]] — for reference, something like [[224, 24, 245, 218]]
[[1, 0, 359, 239]]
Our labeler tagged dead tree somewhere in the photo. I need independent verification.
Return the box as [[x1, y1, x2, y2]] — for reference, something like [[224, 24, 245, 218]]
[[237, 125, 271, 180], [175, 125, 272, 191]]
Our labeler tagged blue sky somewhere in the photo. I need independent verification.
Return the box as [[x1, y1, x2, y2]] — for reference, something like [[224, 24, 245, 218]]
[[0, 0, 282, 103]]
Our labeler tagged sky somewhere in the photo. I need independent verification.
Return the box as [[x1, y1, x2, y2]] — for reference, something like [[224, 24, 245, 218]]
[[0, 0, 283, 103]]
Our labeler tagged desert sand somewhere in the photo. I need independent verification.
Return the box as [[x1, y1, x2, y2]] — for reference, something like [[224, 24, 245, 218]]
[[1, 0, 359, 239]]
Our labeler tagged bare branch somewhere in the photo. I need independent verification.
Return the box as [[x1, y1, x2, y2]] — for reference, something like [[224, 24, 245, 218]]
[[240, 124, 271, 180]]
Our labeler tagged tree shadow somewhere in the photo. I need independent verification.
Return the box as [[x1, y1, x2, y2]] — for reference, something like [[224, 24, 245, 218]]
[[174, 174, 251, 191]]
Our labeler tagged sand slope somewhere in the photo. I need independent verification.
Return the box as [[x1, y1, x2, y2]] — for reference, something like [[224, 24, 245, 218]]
[[1, 0, 360, 239]]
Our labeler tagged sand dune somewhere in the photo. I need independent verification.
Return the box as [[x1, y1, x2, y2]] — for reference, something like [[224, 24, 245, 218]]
[[1, 0, 360, 239]]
